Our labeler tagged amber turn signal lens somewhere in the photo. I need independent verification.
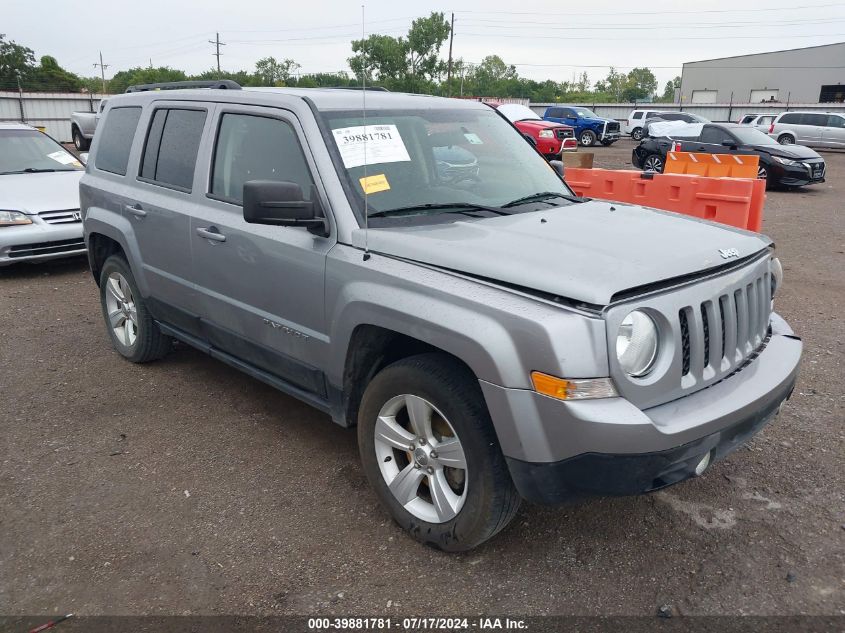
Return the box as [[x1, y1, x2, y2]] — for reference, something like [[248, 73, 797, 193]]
[[530, 371, 618, 401]]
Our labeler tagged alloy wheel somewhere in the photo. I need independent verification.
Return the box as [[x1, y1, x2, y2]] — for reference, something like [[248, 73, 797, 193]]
[[105, 272, 138, 347], [757, 165, 768, 180], [374, 394, 468, 524], [644, 156, 663, 172]]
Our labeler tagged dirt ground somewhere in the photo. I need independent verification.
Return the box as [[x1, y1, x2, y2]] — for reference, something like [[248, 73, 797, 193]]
[[1, 139, 843, 617]]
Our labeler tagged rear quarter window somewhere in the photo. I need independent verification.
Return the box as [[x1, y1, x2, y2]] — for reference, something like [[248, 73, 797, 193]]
[[631, 112, 643, 120], [95, 106, 142, 176]]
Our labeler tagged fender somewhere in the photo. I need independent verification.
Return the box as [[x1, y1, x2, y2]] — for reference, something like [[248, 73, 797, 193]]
[[83, 207, 149, 296]]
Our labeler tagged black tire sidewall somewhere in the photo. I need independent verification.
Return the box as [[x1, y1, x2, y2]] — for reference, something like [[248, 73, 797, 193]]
[[580, 130, 596, 146], [778, 135, 794, 145], [358, 355, 516, 551], [632, 128, 643, 140], [646, 155, 664, 173]]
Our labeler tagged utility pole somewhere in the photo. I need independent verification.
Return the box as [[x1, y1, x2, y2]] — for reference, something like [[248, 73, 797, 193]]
[[209, 32, 225, 77], [93, 51, 109, 94], [446, 13, 455, 96]]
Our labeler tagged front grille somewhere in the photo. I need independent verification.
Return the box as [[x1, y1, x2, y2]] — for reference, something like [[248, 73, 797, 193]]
[[556, 128, 574, 139], [39, 209, 82, 224], [678, 271, 771, 387], [8, 238, 86, 259], [606, 121, 620, 133]]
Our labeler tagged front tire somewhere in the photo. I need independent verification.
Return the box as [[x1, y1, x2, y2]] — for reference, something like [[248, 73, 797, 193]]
[[631, 127, 644, 141], [99, 255, 172, 363], [579, 130, 596, 147], [358, 354, 520, 552], [72, 127, 90, 151]]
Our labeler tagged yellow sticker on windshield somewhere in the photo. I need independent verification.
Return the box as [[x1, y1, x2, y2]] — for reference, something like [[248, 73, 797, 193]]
[[359, 173, 390, 194]]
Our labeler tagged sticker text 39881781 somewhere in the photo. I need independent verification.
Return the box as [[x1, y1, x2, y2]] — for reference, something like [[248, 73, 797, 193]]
[[331, 124, 411, 169]]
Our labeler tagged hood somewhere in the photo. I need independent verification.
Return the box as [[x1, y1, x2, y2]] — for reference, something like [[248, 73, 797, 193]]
[[354, 200, 771, 306], [0, 170, 83, 214], [756, 143, 821, 160], [515, 119, 572, 132]]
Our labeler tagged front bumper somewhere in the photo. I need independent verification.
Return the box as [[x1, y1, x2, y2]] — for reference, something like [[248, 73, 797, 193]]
[[481, 313, 802, 504], [0, 219, 85, 266], [772, 161, 826, 187]]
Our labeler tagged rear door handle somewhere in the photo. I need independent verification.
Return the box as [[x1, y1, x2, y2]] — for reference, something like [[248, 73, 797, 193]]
[[195, 226, 226, 242], [125, 204, 147, 218]]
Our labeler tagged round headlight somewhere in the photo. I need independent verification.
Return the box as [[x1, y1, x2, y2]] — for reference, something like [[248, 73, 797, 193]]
[[616, 310, 659, 377]]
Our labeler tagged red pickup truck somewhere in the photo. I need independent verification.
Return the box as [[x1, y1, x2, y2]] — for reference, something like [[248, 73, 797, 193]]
[[493, 103, 577, 158]]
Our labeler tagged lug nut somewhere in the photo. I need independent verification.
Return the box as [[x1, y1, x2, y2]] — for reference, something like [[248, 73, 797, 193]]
[[418, 438, 426, 446], [430, 451, 438, 459], [414, 463, 421, 469], [426, 466, 434, 474]]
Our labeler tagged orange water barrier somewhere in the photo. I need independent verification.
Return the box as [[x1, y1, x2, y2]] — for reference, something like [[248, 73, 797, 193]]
[[664, 151, 760, 179], [564, 168, 765, 233]]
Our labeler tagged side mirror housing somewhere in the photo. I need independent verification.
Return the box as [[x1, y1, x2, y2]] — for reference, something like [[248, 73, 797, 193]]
[[721, 140, 738, 149], [549, 160, 564, 178], [523, 132, 537, 146], [78, 152, 89, 165], [243, 180, 327, 235]]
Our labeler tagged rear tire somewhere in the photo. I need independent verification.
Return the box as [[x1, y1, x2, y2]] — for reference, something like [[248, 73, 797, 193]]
[[72, 127, 90, 151], [357, 353, 520, 552], [643, 154, 664, 173], [631, 127, 644, 141], [99, 255, 172, 363], [579, 130, 596, 147], [777, 134, 794, 145]]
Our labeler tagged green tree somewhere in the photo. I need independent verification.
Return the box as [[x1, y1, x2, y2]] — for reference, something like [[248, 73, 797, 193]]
[[662, 75, 681, 102], [622, 67, 658, 102], [30, 55, 81, 91], [0, 34, 36, 89], [349, 34, 407, 86], [594, 67, 626, 102], [254, 57, 301, 85]]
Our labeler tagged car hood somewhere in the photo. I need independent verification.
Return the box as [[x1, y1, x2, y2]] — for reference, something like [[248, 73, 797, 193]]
[[515, 119, 572, 131], [755, 144, 821, 160], [353, 200, 771, 306], [0, 170, 83, 213]]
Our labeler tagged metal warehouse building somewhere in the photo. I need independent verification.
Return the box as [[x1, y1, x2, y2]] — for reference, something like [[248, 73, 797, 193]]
[[680, 42, 845, 104]]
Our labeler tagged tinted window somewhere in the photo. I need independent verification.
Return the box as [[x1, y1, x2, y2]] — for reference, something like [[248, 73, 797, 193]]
[[700, 126, 732, 144], [211, 113, 314, 205], [140, 108, 206, 191], [779, 113, 801, 124], [827, 115, 845, 128], [741, 115, 756, 124], [95, 106, 142, 175], [661, 113, 686, 121], [632, 111, 643, 120], [802, 113, 828, 127], [547, 108, 563, 118]]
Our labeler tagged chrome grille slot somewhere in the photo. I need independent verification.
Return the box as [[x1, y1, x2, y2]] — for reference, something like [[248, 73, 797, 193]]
[[39, 209, 81, 224]]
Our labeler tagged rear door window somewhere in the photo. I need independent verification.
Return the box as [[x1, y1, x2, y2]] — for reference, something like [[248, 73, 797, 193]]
[[140, 108, 207, 191], [827, 114, 845, 128], [95, 106, 142, 176], [802, 113, 828, 127], [700, 126, 731, 145]]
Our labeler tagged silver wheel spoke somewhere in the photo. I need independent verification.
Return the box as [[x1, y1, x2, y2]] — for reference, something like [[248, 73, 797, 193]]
[[121, 323, 131, 346], [119, 277, 132, 303], [107, 277, 124, 302], [388, 463, 425, 506], [375, 415, 415, 451], [428, 470, 461, 522], [405, 395, 432, 440], [434, 437, 467, 470], [108, 308, 126, 329]]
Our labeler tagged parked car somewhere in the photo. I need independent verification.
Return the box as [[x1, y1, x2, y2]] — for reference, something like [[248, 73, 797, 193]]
[[632, 122, 825, 188], [70, 99, 107, 151], [624, 109, 669, 140], [493, 103, 576, 157], [739, 113, 777, 134], [0, 123, 85, 266], [543, 105, 621, 146], [768, 111, 845, 148], [81, 82, 801, 551], [642, 112, 709, 137]]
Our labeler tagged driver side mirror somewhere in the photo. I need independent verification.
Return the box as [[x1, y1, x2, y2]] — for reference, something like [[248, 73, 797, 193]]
[[78, 152, 89, 165], [721, 140, 738, 149], [243, 180, 327, 235], [523, 132, 537, 146], [549, 160, 564, 178]]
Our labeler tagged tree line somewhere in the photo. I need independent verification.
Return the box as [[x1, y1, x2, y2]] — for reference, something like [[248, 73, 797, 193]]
[[1, 20, 681, 103]]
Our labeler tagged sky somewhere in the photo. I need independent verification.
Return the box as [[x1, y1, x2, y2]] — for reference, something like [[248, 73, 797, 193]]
[[4, 0, 845, 91]]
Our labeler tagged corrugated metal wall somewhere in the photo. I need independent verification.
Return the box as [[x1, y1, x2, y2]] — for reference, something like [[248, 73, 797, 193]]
[[529, 102, 845, 122], [0, 92, 105, 142]]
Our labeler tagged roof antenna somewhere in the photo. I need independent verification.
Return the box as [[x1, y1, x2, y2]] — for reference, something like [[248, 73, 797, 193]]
[[361, 3, 371, 262]]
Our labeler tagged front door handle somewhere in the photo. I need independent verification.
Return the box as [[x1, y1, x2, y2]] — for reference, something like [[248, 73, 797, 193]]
[[195, 226, 226, 242], [125, 204, 147, 218]]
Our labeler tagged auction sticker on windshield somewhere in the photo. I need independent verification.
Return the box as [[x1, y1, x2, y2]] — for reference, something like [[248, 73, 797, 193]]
[[332, 124, 411, 169]]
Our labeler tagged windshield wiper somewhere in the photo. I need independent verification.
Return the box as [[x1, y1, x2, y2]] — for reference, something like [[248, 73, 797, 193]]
[[1, 168, 76, 175], [368, 202, 512, 218], [502, 191, 587, 208]]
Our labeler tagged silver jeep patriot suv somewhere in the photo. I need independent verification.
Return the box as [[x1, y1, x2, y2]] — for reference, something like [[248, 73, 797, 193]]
[[81, 81, 802, 551]]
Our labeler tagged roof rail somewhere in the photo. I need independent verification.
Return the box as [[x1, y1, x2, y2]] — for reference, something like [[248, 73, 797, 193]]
[[323, 86, 390, 92], [125, 80, 241, 93]]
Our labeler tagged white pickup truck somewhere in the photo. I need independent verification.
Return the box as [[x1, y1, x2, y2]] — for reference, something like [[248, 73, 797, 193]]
[[70, 99, 107, 150]]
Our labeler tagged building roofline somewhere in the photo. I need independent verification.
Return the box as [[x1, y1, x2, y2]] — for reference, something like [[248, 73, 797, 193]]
[[683, 40, 845, 66]]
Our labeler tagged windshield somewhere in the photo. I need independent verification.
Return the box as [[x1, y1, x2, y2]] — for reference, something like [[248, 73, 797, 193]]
[[497, 104, 541, 122], [322, 107, 574, 222], [731, 127, 778, 145], [574, 108, 598, 118], [0, 129, 83, 175]]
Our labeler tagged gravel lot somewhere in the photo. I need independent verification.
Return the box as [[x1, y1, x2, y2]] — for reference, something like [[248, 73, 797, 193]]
[[1, 138, 843, 617]]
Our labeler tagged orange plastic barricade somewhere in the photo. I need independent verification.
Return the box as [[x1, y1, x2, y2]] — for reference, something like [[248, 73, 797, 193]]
[[564, 168, 765, 232], [664, 151, 759, 179]]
